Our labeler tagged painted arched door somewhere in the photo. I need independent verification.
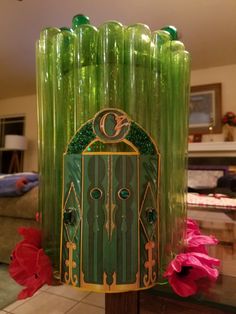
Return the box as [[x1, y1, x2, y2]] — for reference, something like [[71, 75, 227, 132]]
[[61, 109, 159, 292]]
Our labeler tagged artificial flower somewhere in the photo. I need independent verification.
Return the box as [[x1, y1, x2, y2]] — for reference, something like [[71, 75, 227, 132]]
[[163, 252, 220, 297], [185, 233, 219, 254], [222, 111, 236, 126], [185, 219, 219, 254], [18, 227, 42, 248], [9, 228, 52, 299], [186, 218, 201, 235]]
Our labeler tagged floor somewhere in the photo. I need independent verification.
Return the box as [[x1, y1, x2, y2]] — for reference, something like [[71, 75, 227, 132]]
[[1, 284, 105, 314], [3, 280, 235, 314]]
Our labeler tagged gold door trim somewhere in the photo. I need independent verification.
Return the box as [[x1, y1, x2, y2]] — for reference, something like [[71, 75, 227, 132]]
[[82, 138, 139, 155], [64, 241, 78, 286]]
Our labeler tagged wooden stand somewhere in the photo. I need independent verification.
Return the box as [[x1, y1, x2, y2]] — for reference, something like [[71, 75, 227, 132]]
[[105, 292, 139, 314]]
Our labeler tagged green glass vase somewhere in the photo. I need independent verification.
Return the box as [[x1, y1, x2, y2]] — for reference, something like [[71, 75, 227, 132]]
[[36, 16, 191, 282]]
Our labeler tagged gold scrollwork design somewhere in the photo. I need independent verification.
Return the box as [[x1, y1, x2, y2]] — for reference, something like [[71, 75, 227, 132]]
[[143, 241, 156, 287], [64, 242, 78, 286]]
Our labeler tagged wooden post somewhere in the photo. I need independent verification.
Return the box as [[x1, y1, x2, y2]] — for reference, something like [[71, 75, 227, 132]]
[[105, 292, 139, 314]]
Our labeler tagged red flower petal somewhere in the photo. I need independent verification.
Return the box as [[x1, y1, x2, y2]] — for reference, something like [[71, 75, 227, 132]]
[[18, 227, 42, 248], [190, 252, 220, 267], [9, 227, 53, 299], [186, 219, 201, 235], [169, 273, 198, 297], [164, 252, 220, 297], [186, 234, 219, 253], [188, 234, 218, 246]]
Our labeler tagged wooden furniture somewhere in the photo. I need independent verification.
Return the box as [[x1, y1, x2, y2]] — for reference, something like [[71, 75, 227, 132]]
[[106, 292, 139, 314], [105, 276, 236, 314]]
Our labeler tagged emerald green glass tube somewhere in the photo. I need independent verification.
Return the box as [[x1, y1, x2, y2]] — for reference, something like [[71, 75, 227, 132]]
[[181, 50, 191, 232], [72, 14, 90, 28], [149, 31, 171, 278], [97, 21, 124, 111], [52, 29, 76, 267], [53, 29, 76, 139], [150, 30, 171, 140], [172, 48, 190, 257], [37, 27, 61, 266], [36, 40, 43, 225], [74, 24, 98, 126], [124, 24, 151, 130], [168, 41, 186, 260], [157, 41, 191, 279], [154, 40, 172, 278]]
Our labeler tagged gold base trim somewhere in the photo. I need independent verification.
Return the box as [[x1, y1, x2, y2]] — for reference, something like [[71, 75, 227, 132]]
[[61, 280, 158, 293], [80, 271, 109, 291], [80, 271, 141, 292]]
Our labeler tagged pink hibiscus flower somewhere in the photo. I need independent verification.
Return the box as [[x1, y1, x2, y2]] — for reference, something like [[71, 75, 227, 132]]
[[163, 252, 220, 297], [186, 218, 201, 236], [185, 219, 219, 254], [9, 228, 52, 299], [185, 233, 219, 254]]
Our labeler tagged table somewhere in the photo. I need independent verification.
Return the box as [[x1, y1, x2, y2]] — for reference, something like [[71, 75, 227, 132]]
[[106, 275, 236, 313]]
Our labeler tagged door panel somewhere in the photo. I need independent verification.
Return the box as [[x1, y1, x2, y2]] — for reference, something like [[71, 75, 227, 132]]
[[81, 154, 139, 289]]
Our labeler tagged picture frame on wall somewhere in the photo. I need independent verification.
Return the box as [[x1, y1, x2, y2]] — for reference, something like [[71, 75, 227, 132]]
[[189, 83, 222, 134]]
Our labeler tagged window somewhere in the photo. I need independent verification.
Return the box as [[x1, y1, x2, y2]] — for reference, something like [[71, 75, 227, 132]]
[[0, 116, 25, 173]]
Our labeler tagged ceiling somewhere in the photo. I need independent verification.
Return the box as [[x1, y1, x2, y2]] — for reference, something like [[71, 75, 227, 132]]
[[1, 0, 236, 99]]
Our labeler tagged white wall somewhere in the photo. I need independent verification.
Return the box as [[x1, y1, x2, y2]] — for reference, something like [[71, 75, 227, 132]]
[[0, 94, 38, 171], [191, 64, 236, 141]]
